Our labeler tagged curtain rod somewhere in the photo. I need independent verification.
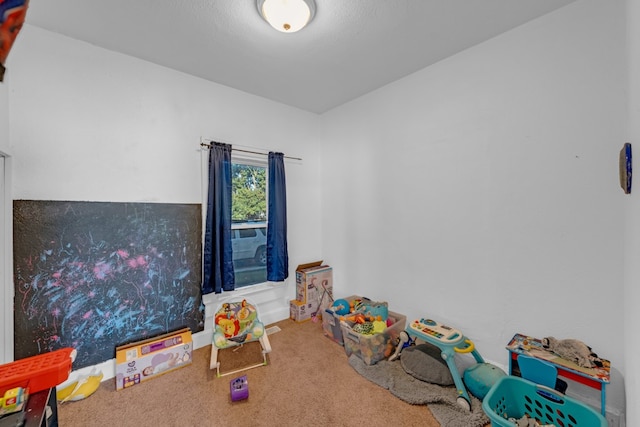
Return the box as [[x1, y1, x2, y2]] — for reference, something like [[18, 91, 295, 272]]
[[199, 142, 302, 161]]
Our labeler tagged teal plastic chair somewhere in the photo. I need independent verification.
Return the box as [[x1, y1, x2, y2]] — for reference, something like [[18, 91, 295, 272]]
[[517, 354, 568, 393]]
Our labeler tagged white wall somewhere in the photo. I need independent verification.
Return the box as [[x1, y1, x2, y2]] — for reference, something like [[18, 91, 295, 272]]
[[6, 25, 324, 342], [321, 0, 626, 421], [0, 66, 11, 364], [625, 0, 640, 425], [0, 74, 8, 152], [4, 2, 636, 424]]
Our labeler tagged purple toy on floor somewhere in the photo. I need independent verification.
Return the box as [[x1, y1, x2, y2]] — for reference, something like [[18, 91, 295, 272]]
[[230, 375, 249, 401]]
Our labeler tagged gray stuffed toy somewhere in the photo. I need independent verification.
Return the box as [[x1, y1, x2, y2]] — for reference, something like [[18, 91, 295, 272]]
[[542, 336, 602, 369]]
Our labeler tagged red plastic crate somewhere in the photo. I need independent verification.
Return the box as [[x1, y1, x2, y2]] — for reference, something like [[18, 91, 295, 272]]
[[0, 348, 75, 394]]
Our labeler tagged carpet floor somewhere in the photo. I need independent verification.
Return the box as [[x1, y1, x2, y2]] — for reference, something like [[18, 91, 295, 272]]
[[57, 318, 488, 426]]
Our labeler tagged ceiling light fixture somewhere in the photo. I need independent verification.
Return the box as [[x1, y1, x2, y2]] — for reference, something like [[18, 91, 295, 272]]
[[257, 0, 316, 33]]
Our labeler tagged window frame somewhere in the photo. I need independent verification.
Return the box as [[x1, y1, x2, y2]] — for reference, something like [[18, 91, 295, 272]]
[[230, 154, 269, 289]]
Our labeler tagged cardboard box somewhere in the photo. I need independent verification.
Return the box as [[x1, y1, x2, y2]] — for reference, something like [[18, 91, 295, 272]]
[[115, 328, 192, 391], [341, 311, 407, 365], [289, 299, 318, 323], [295, 261, 333, 314]]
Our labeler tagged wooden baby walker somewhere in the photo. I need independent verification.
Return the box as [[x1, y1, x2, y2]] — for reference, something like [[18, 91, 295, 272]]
[[390, 317, 484, 411]]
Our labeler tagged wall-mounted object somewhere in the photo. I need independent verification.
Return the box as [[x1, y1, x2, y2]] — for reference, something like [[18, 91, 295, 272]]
[[619, 143, 632, 194], [0, 0, 29, 82]]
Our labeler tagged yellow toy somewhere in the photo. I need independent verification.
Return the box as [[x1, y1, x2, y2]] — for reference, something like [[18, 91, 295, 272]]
[[57, 368, 103, 403], [0, 387, 28, 415], [372, 316, 387, 334]]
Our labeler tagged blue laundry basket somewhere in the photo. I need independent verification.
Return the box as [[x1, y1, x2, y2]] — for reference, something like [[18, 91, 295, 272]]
[[482, 376, 607, 427]]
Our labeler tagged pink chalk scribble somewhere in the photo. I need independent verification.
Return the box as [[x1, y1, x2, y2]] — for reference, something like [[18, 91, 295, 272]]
[[126, 255, 147, 269], [13, 201, 202, 370], [93, 261, 111, 280]]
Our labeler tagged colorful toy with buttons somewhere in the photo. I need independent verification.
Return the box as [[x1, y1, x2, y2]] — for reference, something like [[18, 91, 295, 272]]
[[392, 316, 488, 412]]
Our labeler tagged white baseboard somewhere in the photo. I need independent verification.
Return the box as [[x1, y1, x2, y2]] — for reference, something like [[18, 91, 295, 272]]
[[61, 329, 212, 387], [61, 307, 291, 388]]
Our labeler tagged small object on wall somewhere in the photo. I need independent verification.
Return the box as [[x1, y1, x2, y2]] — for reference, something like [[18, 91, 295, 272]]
[[0, 0, 30, 82], [619, 142, 632, 194], [230, 375, 249, 401]]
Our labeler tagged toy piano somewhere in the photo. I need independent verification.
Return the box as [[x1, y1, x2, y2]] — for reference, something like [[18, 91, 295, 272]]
[[397, 318, 485, 411]]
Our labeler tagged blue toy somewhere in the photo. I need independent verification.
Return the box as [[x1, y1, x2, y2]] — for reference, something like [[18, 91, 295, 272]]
[[463, 362, 506, 400], [331, 299, 350, 316]]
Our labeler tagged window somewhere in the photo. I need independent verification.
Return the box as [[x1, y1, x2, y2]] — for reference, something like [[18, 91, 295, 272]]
[[231, 160, 267, 288]]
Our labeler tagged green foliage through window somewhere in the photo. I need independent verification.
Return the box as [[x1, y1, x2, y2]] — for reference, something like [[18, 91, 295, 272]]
[[232, 164, 266, 222], [231, 161, 267, 288]]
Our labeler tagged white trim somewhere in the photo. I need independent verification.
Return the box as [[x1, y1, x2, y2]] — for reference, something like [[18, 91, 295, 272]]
[[61, 329, 213, 385], [231, 151, 268, 167], [63, 310, 285, 384], [1, 154, 12, 364]]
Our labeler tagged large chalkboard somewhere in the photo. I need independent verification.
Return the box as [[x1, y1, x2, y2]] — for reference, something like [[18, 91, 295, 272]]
[[13, 201, 203, 369]]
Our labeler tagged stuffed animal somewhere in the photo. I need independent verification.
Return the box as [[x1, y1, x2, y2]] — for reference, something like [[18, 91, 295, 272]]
[[542, 336, 602, 368]]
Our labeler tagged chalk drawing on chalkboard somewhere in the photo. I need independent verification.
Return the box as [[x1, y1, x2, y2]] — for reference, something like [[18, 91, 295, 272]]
[[13, 200, 203, 369]]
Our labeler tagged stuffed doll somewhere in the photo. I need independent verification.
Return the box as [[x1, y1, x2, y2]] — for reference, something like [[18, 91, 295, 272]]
[[542, 336, 602, 368]]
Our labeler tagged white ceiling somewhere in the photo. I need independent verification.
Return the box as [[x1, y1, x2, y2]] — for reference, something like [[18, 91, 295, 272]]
[[24, 0, 577, 114]]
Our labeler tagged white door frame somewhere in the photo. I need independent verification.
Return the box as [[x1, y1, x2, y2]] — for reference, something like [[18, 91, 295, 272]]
[[1, 154, 13, 363]]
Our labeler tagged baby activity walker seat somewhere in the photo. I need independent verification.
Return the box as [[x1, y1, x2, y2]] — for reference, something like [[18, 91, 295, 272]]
[[210, 299, 272, 378]]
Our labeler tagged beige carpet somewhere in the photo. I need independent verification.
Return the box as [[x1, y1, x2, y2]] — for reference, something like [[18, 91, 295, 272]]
[[57, 318, 466, 426]]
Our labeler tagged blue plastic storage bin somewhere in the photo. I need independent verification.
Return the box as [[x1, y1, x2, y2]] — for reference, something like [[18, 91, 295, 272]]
[[482, 376, 607, 427]]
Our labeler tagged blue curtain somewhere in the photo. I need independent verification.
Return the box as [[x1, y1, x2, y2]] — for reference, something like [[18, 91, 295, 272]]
[[267, 152, 289, 281], [202, 143, 235, 294]]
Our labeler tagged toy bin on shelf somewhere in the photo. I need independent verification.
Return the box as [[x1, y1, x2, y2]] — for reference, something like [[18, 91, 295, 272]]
[[340, 310, 406, 365], [482, 376, 607, 427]]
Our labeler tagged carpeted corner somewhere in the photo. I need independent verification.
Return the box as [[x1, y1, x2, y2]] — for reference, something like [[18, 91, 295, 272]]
[[348, 355, 490, 427]]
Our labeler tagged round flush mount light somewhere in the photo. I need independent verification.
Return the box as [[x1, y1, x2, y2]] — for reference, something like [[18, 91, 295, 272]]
[[257, 0, 316, 33]]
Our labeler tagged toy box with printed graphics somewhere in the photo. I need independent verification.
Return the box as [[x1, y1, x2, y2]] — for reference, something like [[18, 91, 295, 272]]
[[295, 261, 333, 311], [289, 299, 318, 323], [340, 310, 406, 365], [115, 328, 192, 391]]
